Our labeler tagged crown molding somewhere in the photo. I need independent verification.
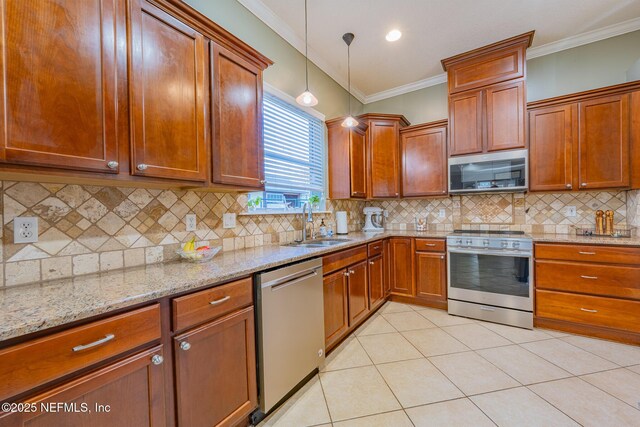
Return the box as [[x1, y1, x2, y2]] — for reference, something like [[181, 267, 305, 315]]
[[237, 0, 366, 103], [239, 0, 640, 104]]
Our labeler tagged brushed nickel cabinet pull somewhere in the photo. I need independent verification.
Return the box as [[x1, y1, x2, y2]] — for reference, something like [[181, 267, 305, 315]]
[[425, 243, 436, 247], [72, 333, 115, 352], [107, 161, 119, 169], [580, 275, 598, 280], [349, 270, 355, 274], [151, 355, 164, 365], [343, 272, 350, 277], [137, 163, 148, 171], [369, 261, 374, 265], [578, 251, 596, 255], [580, 308, 598, 313], [209, 296, 231, 306], [180, 341, 191, 351]]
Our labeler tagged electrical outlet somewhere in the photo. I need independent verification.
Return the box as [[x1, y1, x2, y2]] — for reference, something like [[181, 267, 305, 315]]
[[566, 206, 577, 217], [185, 214, 197, 232], [438, 209, 446, 219], [223, 213, 236, 229], [14, 217, 38, 243]]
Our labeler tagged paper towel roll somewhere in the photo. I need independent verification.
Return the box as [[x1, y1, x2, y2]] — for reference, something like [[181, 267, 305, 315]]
[[336, 211, 348, 235]]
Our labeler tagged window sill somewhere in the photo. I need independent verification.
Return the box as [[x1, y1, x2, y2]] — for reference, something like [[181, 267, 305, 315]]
[[238, 210, 332, 216]]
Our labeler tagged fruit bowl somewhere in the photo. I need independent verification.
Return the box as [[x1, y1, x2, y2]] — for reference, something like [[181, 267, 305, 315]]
[[176, 246, 221, 263]]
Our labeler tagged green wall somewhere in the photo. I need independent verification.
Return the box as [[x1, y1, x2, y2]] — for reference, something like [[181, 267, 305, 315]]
[[365, 30, 640, 125], [184, 0, 362, 119]]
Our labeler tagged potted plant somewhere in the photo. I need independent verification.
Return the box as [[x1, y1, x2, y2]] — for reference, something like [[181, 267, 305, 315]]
[[247, 196, 262, 211], [309, 194, 321, 210]]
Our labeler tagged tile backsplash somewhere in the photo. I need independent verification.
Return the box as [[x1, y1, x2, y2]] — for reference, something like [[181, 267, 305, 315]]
[[0, 181, 363, 287], [0, 179, 635, 288]]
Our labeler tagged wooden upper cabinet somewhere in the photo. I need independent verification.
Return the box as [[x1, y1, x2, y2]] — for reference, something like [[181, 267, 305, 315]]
[[211, 42, 264, 188], [444, 32, 533, 157], [128, 0, 207, 182], [449, 90, 484, 156], [485, 79, 526, 152], [578, 94, 630, 189], [360, 114, 409, 198], [401, 121, 448, 197], [0, 0, 123, 173], [327, 119, 368, 199], [529, 104, 577, 191]]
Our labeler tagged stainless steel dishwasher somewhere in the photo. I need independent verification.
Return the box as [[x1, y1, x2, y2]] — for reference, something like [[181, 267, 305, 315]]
[[253, 258, 325, 422]]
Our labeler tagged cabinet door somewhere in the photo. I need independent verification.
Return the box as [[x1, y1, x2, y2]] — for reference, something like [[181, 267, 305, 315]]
[[401, 125, 448, 196], [368, 254, 385, 309], [128, 0, 207, 181], [389, 238, 415, 296], [449, 90, 484, 156], [174, 307, 257, 427], [323, 269, 349, 348], [368, 120, 400, 198], [0, 0, 121, 173], [529, 104, 577, 191], [578, 94, 630, 189], [485, 80, 526, 152], [347, 261, 369, 325], [0, 346, 166, 427], [415, 252, 447, 306], [349, 128, 367, 198], [211, 43, 264, 188], [383, 239, 391, 296], [327, 124, 351, 199]]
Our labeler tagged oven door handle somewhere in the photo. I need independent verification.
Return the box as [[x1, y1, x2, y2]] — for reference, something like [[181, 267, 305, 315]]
[[447, 248, 532, 257]]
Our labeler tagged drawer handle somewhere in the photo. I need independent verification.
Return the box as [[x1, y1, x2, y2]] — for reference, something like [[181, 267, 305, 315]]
[[424, 243, 436, 247], [209, 296, 231, 306], [72, 333, 115, 352], [373, 246, 380, 250], [580, 275, 598, 280], [580, 308, 598, 313], [578, 251, 596, 255]]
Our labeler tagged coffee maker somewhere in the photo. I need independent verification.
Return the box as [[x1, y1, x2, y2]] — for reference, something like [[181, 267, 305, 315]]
[[362, 207, 386, 232]]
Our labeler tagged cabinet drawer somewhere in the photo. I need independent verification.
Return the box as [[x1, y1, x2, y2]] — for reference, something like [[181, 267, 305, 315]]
[[535, 260, 640, 300], [535, 243, 640, 265], [536, 290, 640, 333], [173, 277, 253, 332], [367, 241, 384, 257], [323, 245, 367, 275], [0, 304, 160, 401], [415, 238, 445, 252]]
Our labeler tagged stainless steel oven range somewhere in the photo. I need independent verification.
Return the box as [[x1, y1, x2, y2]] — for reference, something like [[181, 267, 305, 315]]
[[447, 230, 533, 329]]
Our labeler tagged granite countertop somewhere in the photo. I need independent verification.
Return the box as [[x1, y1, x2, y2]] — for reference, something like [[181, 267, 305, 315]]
[[1, 230, 638, 342]]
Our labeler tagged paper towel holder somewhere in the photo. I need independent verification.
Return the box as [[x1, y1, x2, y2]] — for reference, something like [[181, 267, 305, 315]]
[[336, 211, 348, 235]]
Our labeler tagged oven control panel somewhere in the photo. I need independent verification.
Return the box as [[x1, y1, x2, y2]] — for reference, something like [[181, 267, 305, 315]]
[[446, 235, 533, 252]]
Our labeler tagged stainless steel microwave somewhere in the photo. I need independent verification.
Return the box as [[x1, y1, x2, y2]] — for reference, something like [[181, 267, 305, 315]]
[[448, 149, 528, 194]]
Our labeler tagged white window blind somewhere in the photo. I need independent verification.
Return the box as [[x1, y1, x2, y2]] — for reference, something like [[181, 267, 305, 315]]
[[263, 92, 325, 194]]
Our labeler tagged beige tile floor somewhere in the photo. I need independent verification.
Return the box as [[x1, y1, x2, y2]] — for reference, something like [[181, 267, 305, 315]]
[[259, 301, 640, 427]]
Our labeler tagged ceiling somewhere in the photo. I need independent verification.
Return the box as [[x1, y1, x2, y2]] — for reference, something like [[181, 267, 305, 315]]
[[239, 0, 640, 103]]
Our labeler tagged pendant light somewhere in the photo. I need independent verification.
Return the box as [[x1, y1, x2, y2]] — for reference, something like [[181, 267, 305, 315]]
[[341, 32, 358, 128], [295, 0, 318, 107]]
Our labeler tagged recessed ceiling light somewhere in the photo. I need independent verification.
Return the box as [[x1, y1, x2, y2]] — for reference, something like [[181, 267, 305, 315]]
[[385, 29, 402, 42]]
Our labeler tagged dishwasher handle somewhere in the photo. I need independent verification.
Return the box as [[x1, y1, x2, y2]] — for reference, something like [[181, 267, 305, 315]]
[[264, 269, 319, 291]]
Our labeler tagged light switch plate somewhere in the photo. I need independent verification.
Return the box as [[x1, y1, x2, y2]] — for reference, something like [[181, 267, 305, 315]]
[[14, 217, 38, 243], [223, 213, 236, 229], [185, 214, 197, 232], [566, 206, 577, 217]]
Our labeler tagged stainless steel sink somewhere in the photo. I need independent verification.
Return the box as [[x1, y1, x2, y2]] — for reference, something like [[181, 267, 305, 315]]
[[283, 238, 351, 248]]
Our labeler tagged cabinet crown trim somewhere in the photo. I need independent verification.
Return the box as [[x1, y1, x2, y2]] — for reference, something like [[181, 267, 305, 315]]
[[357, 113, 411, 127], [400, 119, 448, 133], [527, 80, 640, 109]]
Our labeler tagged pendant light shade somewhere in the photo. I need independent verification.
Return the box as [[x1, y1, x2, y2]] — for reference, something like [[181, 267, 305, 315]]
[[341, 32, 358, 128], [296, 0, 318, 107]]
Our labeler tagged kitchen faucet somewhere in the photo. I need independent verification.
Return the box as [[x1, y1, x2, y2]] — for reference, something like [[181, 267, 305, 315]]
[[300, 201, 314, 241]]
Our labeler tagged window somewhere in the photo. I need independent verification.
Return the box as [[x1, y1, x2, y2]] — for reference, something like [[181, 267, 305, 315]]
[[249, 92, 325, 212]]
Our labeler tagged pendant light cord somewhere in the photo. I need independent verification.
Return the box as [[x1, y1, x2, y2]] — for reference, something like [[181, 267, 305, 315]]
[[347, 42, 351, 116], [304, 0, 309, 91]]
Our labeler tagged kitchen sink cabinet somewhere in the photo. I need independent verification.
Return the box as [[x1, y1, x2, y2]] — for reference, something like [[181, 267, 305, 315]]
[[414, 240, 447, 309], [210, 42, 265, 189], [327, 119, 368, 199], [389, 238, 415, 296], [401, 121, 448, 196], [0, 0, 124, 173], [173, 306, 257, 427], [360, 114, 409, 198], [323, 269, 350, 349], [0, 346, 167, 427], [443, 33, 533, 157]]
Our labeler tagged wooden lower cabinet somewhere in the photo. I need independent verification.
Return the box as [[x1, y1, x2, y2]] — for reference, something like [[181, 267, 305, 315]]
[[174, 306, 257, 427], [347, 261, 370, 325], [389, 238, 415, 296], [368, 254, 385, 309], [323, 270, 349, 349], [0, 346, 166, 427], [415, 251, 447, 308]]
